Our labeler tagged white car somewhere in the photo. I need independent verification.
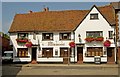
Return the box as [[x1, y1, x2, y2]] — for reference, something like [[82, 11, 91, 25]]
[[2, 51, 13, 62]]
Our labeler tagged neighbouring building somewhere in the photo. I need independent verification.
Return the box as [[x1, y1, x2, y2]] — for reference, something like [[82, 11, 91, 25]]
[[9, 4, 117, 64], [111, 2, 120, 61], [0, 32, 12, 56]]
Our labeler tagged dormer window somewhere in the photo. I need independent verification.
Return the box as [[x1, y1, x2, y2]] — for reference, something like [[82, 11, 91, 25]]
[[90, 13, 98, 20]]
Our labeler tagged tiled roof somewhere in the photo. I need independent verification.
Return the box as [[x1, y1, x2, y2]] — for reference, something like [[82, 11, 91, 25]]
[[110, 2, 120, 9], [9, 4, 115, 32], [98, 5, 115, 25]]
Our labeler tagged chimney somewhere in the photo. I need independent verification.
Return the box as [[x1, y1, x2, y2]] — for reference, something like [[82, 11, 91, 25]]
[[43, 7, 49, 12], [29, 10, 33, 13]]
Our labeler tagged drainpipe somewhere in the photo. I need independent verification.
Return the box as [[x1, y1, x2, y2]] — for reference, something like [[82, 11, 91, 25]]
[[114, 26, 118, 64], [73, 31, 75, 64]]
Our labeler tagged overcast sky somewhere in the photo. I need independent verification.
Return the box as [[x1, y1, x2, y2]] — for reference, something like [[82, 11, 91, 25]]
[[1, 2, 111, 34]]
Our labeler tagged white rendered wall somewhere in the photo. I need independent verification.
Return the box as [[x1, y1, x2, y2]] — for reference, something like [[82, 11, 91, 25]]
[[74, 7, 115, 62], [10, 32, 74, 62]]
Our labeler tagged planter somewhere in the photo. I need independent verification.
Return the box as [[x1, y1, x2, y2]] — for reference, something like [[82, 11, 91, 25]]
[[16, 39, 28, 43], [103, 40, 111, 47], [25, 42, 32, 47], [95, 37, 104, 41], [85, 37, 94, 42]]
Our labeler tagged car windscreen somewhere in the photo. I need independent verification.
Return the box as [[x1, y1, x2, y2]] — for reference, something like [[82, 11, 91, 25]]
[[5, 53, 12, 57]]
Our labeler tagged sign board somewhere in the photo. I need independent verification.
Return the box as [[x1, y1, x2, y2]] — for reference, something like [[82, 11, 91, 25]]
[[48, 42, 65, 46]]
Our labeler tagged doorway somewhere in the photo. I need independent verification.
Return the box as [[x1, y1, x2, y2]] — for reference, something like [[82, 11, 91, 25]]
[[32, 47, 37, 61], [107, 47, 115, 63], [77, 47, 83, 63]]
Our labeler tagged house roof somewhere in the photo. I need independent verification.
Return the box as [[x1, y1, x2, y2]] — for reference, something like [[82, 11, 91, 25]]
[[110, 2, 120, 10], [9, 4, 115, 33]]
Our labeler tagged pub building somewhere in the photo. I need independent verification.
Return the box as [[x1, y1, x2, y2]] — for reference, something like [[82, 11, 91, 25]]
[[9, 4, 117, 64]]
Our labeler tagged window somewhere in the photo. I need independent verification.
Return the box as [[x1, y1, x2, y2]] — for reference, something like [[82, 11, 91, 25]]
[[17, 48, 28, 57], [108, 31, 113, 39], [90, 13, 98, 20], [18, 33, 28, 39], [4, 53, 13, 57], [42, 48, 53, 58], [42, 33, 53, 40], [60, 33, 71, 40], [60, 48, 71, 57], [86, 31, 102, 37], [86, 47, 103, 57], [55, 49, 58, 55]]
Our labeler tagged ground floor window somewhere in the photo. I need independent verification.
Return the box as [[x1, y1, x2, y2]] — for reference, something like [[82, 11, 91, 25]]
[[60, 48, 71, 57], [42, 48, 53, 58], [17, 48, 28, 57], [86, 47, 103, 57]]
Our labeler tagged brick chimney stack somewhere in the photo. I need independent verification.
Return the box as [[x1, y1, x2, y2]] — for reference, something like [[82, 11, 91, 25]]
[[29, 10, 33, 13], [43, 7, 49, 12]]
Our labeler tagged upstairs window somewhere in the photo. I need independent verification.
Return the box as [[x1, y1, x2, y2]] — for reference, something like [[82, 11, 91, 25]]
[[108, 31, 113, 39], [18, 33, 28, 39], [42, 33, 53, 40], [86, 31, 103, 37], [59, 33, 71, 40], [90, 13, 98, 20]]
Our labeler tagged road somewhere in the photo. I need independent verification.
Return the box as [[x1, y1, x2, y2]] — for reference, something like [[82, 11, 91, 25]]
[[2, 63, 119, 77]]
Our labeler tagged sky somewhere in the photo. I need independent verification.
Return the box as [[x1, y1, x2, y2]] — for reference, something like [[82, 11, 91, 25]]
[[0, 2, 1, 33], [1, 0, 120, 2], [2, 2, 111, 34]]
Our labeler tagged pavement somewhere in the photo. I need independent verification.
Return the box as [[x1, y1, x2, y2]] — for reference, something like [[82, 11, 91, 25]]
[[2, 63, 119, 76], [16, 64, 119, 75], [7, 63, 118, 69]]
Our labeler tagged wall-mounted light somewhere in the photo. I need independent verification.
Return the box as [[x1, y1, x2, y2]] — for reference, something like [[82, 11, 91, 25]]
[[78, 34, 81, 43], [78, 34, 81, 38]]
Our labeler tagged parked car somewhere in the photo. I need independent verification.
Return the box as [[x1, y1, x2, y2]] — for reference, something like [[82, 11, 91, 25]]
[[2, 51, 13, 63]]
